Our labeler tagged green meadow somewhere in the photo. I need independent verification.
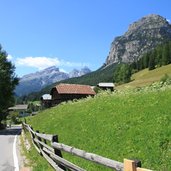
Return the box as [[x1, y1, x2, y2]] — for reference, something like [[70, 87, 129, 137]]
[[26, 84, 171, 171], [117, 64, 171, 89]]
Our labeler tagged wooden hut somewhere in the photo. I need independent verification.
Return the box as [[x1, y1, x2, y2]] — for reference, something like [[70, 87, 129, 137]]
[[50, 83, 96, 105], [97, 82, 115, 91], [40, 94, 52, 108]]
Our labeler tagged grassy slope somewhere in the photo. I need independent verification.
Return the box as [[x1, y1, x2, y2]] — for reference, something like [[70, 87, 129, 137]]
[[117, 64, 171, 89], [27, 87, 171, 170]]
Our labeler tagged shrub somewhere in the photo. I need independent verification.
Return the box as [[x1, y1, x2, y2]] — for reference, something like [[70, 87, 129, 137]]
[[10, 112, 21, 124], [160, 74, 171, 85], [160, 74, 169, 82]]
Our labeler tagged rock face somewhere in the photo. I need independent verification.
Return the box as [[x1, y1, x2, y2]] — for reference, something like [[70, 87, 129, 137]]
[[69, 66, 91, 78], [15, 66, 91, 96], [105, 14, 171, 65]]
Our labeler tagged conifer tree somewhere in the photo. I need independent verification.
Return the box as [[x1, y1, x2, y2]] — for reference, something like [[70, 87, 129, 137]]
[[148, 53, 155, 70], [162, 43, 170, 65], [0, 46, 18, 125], [114, 64, 131, 83], [143, 52, 150, 68]]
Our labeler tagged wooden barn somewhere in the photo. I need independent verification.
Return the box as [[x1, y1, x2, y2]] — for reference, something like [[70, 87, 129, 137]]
[[50, 83, 96, 105], [40, 94, 52, 108], [97, 82, 115, 91]]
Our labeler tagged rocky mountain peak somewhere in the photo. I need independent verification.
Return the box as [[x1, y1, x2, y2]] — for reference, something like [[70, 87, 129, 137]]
[[126, 14, 169, 34], [69, 66, 91, 78], [44, 66, 59, 72], [105, 14, 171, 66]]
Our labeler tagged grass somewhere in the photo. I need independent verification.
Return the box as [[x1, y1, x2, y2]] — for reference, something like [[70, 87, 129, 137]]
[[117, 64, 171, 89], [21, 130, 53, 171], [26, 84, 171, 171]]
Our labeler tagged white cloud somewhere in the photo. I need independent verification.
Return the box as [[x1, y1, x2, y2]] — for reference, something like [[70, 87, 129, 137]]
[[16, 57, 60, 70], [15, 56, 89, 70], [7, 54, 13, 60]]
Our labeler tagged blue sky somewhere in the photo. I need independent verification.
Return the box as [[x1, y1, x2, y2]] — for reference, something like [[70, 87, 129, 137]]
[[1, 0, 171, 77]]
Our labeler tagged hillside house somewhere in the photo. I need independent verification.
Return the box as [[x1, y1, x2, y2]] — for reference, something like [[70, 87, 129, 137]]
[[40, 94, 52, 108], [97, 83, 115, 91], [8, 104, 29, 117], [50, 83, 96, 105]]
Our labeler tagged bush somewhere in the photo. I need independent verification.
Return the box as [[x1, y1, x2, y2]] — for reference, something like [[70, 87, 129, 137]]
[[0, 120, 7, 129], [161, 74, 169, 82], [93, 86, 101, 93], [160, 74, 171, 85], [10, 112, 21, 124]]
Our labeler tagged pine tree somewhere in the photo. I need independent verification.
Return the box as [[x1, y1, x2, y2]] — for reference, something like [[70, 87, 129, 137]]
[[143, 52, 150, 68], [114, 64, 131, 84], [155, 46, 162, 67], [169, 42, 171, 64], [148, 53, 155, 70], [162, 43, 170, 65]]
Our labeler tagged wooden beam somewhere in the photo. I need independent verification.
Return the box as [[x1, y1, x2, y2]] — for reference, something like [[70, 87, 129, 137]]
[[34, 138, 54, 153], [35, 132, 53, 142], [137, 168, 153, 171], [124, 159, 136, 171], [51, 142, 124, 170], [41, 148, 64, 171], [43, 147, 85, 171]]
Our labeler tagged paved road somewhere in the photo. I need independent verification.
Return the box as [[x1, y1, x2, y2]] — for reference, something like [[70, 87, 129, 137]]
[[0, 126, 21, 171]]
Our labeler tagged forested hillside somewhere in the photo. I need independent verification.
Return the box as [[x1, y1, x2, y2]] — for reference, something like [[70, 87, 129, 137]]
[[118, 64, 171, 89], [114, 41, 171, 84]]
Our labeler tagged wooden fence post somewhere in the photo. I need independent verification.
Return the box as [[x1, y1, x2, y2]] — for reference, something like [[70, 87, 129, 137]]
[[124, 159, 136, 171], [52, 135, 66, 170], [22, 122, 25, 131], [134, 160, 141, 168], [42, 132, 47, 144], [30, 126, 35, 138], [36, 130, 43, 154]]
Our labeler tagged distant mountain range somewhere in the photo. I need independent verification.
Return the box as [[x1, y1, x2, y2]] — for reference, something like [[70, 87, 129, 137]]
[[15, 66, 91, 96], [19, 14, 171, 100]]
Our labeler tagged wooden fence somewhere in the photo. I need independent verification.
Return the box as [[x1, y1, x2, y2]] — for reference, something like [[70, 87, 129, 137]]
[[22, 122, 153, 171]]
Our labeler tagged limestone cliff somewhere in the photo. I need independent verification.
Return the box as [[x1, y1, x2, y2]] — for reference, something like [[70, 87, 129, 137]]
[[105, 14, 171, 65]]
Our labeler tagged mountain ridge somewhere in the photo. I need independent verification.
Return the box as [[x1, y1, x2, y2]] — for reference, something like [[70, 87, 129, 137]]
[[15, 66, 91, 96]]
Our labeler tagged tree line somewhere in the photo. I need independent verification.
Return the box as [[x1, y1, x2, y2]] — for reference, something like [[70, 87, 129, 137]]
[[114, 41, 171, 84]]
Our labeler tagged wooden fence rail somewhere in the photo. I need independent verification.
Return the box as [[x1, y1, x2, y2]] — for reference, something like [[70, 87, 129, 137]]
[[22, 122, 153, 171]]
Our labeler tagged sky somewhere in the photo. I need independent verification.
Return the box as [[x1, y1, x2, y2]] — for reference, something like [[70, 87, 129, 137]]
[[0, 0, 171, 77]]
